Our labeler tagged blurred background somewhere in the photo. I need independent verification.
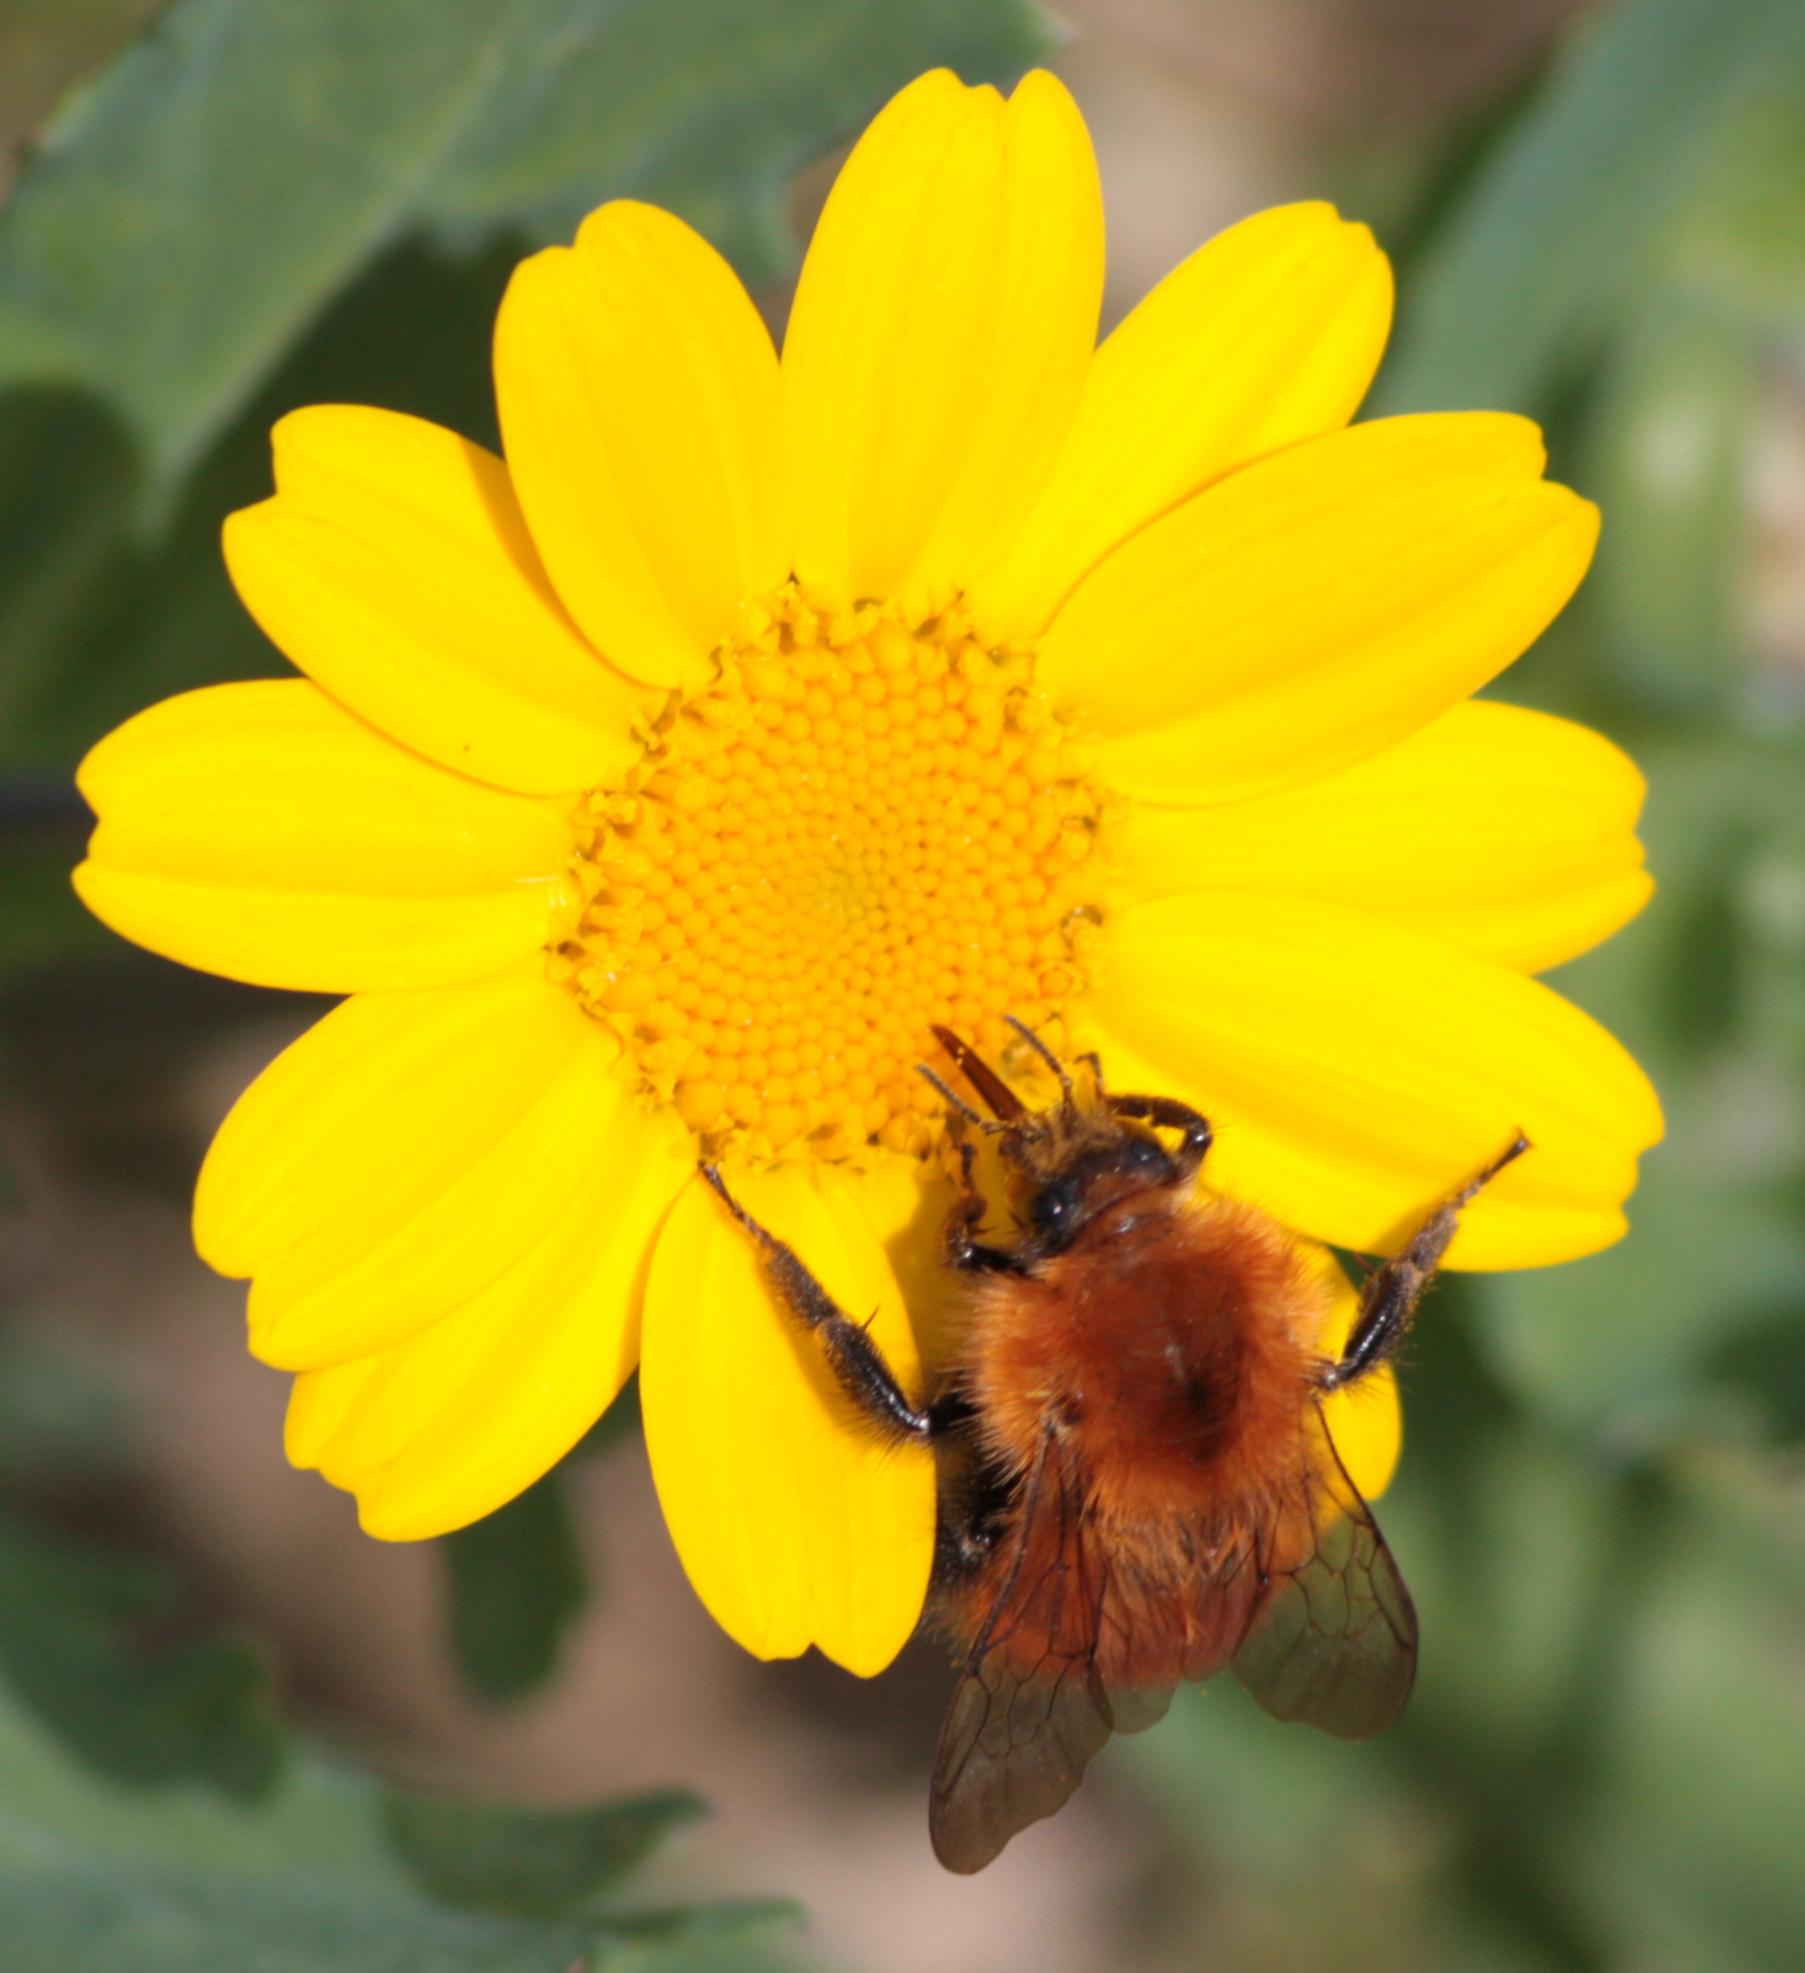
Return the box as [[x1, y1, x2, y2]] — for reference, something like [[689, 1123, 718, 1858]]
[[2, 0, 1803, 1967]]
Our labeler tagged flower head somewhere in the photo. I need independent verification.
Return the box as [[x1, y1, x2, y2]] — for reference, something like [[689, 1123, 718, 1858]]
[[73, 70, 1660, 1674]]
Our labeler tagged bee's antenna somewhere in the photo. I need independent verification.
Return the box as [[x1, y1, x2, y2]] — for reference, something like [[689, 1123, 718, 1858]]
[[915, 1062, 993, 1129], [1004, 1014, 1074, 1100]]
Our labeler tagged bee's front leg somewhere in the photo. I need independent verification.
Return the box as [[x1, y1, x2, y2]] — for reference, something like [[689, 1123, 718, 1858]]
[[942, 1127, 1026, 1276]]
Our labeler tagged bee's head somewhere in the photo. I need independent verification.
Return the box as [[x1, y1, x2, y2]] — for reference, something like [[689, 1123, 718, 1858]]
[[924, 1022, 1211, 1256]]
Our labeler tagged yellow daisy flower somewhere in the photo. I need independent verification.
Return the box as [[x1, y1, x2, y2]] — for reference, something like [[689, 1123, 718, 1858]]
[[73, 69, 1660, 1677]]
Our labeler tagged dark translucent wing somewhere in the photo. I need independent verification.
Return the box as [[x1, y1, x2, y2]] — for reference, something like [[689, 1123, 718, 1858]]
[[1104, 1683, 1175, 1734], [1231, 1405, 1418, 1738], [930, 1430, 1153, 1873]]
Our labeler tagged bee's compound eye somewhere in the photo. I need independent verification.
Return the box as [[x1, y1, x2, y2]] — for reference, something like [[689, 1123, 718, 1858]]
[[1108, 1128, 1175, 1188], [1031, 1181, 1077, 1232]]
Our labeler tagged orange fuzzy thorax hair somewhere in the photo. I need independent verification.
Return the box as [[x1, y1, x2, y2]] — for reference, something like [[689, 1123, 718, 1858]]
[[961, 1191, 1330, 1534]]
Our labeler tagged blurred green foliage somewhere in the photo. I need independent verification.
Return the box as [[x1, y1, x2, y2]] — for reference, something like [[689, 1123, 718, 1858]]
[[0, 0, 1054, 761], [443, 1470, 589, 1707], [1375, 0, 1805, 416], [0, 1683, 798, 1970], [1114, 2, 1805, 1968], [0, 0, 1053, 1961], [0, 1515, 282, 1799], [381, 1789, 708, 1915], [440, 1380, 643, 1708], [1, 0, 1803, 1965]]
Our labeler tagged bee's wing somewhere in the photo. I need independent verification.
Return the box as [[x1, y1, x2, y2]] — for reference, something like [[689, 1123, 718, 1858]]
[[929, 1429, 1140, 1874], [1230, 1404, 1418, 1738]]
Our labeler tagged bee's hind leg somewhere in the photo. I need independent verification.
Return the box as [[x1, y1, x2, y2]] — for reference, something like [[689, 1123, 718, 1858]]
[[1319, 1134, 1531, 1393], [700, 1166, 938, 1444]]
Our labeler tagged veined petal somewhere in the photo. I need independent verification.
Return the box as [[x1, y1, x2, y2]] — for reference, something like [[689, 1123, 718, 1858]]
[[223, 407, 645, 795], [1081, 892, 1662, 1268], [288, 1099, 692, 1540], [74, 681, 568, 993], [196, 972, 612, 1358], [495, 201, 787, 690], [1104, 700, 1653, 973], [784, 69, 1103, 605], [1303, 1243, 1401, 1503], [1041, 414, 1600, 805], [974, 203, 1391, 638], [642, 1160, 936, 1677]]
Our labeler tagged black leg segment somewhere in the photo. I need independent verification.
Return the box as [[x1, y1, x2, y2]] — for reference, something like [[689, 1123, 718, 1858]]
[[1106, 1091, 1214, 1178], [1321, 1133, 1531, 1393], [700, 1166, 934, 1444], [941, 1132, 1029, 1275]]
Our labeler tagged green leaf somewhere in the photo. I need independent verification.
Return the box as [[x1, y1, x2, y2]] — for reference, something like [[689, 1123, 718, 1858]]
[[443, 1470, 589, 1707], [0, 247, 491, 768], [0, 0, 1053, 775], [1569, 1464, 1805, 1969], [573, 1374, 643, 1461], [0, 388, 136, 732], [1572, 34, 1805, 723], [1474, 732, 1805, 1436], [1655, 37, 1805, 325], [1376, 0, 1805, 415], [0, 0, 1055, 495], [382, 1790, 705, 1917], [0, 1516, 283, 1802], [0, 827, 114, 978], [1704, 1313, 1805, 1446], [0, 1329, 133, 1485], [1579, 299, 1758, 716], [0, 1687, 800, 1972]]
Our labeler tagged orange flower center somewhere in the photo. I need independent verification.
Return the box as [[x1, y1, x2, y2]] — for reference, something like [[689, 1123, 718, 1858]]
[[555, 586, 1099, 1161]]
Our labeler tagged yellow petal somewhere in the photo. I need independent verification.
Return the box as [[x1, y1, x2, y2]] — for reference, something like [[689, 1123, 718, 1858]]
[[73, 681, 568, 993], [1080, 892, 1662, 1268], [1325, 1368, 1402, 1505], [784, 69, 1103, 605], [247, 1011, 625, 1373], [195, 973, 611, 1356], [1040, 414, 1600, 805], [641, 1160, 937, 1676], [289, 1101, 693, 1540], [1303, 1244, 1402, 1503], [284, 1352, 379, 1471], [974, 202, 1392, 638], [1103, 700, 1653, 973], [494, 201, 786, 690], [72, 864, 551, 999], [223, 406, 644, 795], [197, 978, 563, 1279]]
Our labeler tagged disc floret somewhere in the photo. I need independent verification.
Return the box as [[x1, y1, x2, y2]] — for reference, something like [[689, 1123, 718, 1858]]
[[556, 585, 1100, 1161]]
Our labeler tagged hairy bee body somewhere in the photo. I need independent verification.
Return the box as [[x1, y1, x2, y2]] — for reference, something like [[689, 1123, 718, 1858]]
[[706, 1023, 1525, 1871], [955, 1191, 1326, 1536]]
